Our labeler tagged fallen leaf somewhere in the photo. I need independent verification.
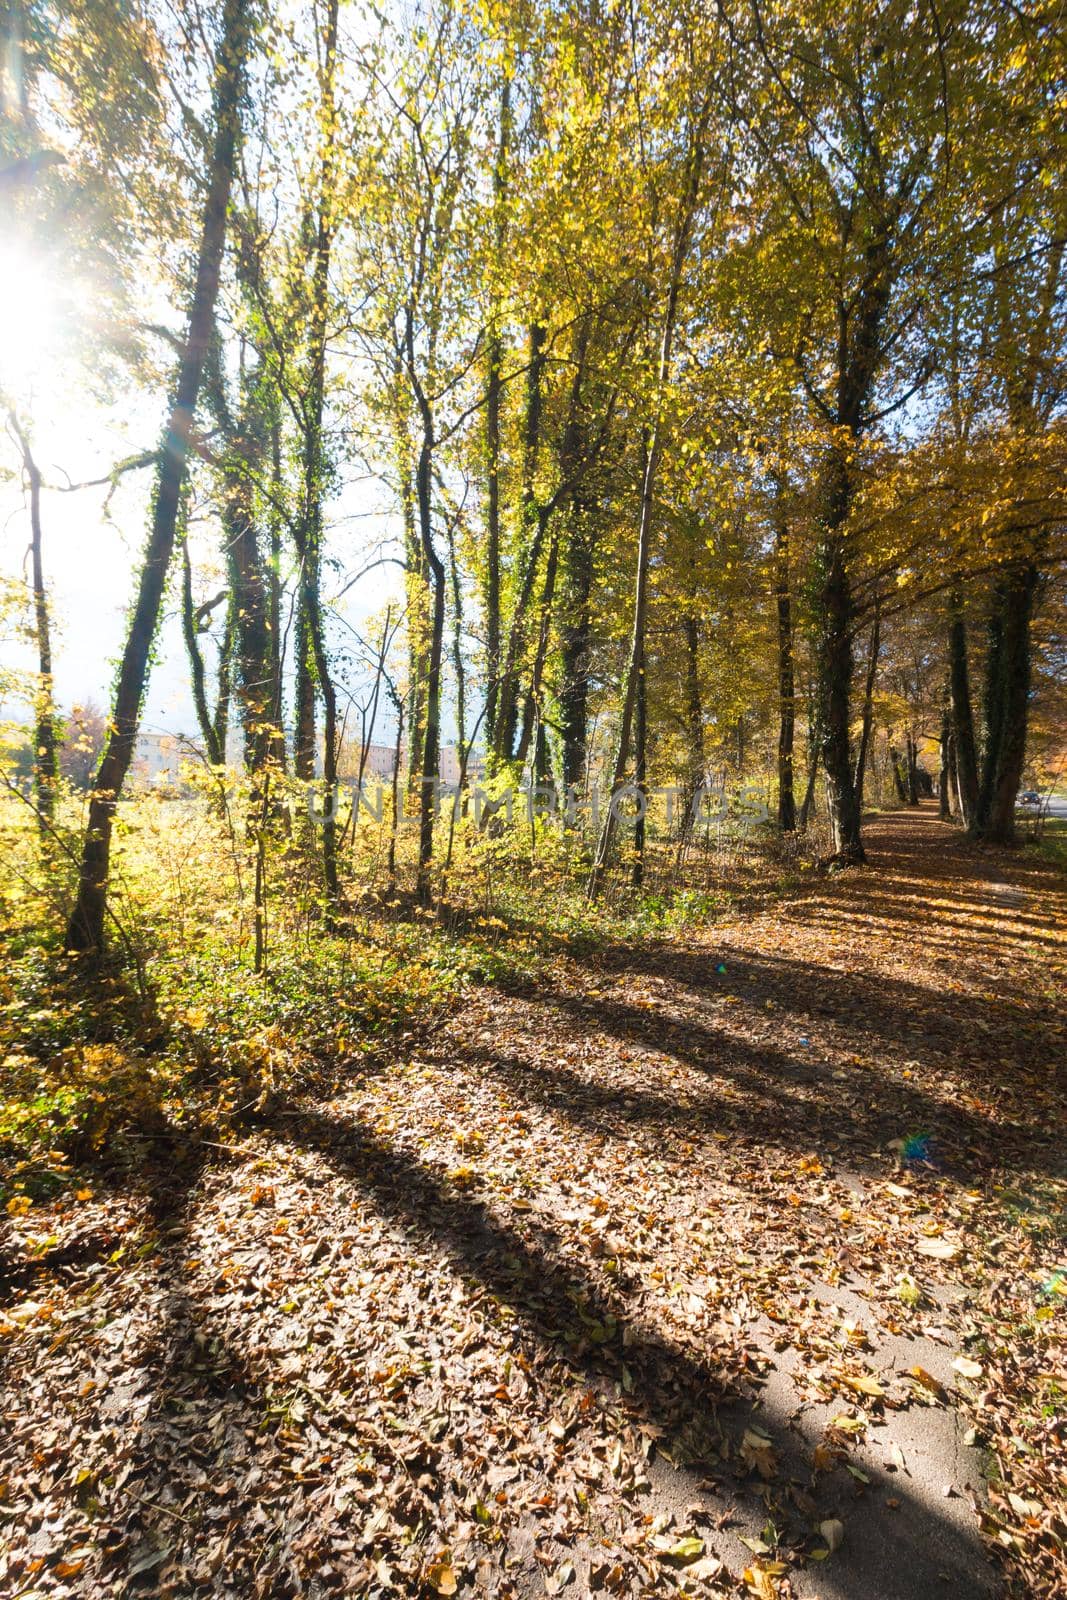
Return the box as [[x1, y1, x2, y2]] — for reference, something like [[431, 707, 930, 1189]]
[[425, 1558, 458, 1595], [740, 1427, 778, 1479], [658, 1536, 705, 1566], [829, 1413, 867, 1435], [742, 1566, 777, 1600], [840, 1371, 885, 1398], [915, 1236, 959, 1261], [908, 1366, 948, 1401]]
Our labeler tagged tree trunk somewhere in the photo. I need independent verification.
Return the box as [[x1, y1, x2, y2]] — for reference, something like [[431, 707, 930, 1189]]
[[588, 426, 656, 895], [631, 615, 647, 887], [447, 516, 466, 773], [494, 324, 548, 766], [267, 405, 286, 771], [293, 587, 316, 776], [387, 697, 404, 885], [774, 509, 796, 831], [213, 598, 232, 763], [813, 450, 864, 862], [938, 705, 952, 821], [400, 455, 428, 796], [520, 324, 547, 519], [298, 557, 340, 899], [797, 730, 820, 830], [560, 501, 592, 797], [852, 603, 880, 807], [588, 93, 711, 894], [483, 77, 510, 758], [7, 413, 57, 830], [889, 745, 908, 803], [679, 612, 704, 839], [229, 464, 274, 773], [66, 0, 250, 953], [414, 403, 444, 903], [345, 605, 392, 851], [906, 730, 920, 806], [180, 527, 226, 767], [514, 337, 594, 775], [204, 353, 278, 775], [294, 0, 339, 785], [298, 0, 341, 895], [484, 330, 502, 756], [977, 563, 1038, 844], [514, 519, 561, 773], [949, 730, 961, 818], [534, 718, 551, 788], [809, 198, 894, 863], [947, 587, 980, 829], [978, 583, 1005, 826]]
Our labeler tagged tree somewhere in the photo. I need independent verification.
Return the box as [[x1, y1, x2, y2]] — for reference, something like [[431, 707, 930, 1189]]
[[4, 408, 57, 829], [723, 0, 956, 862], [589, 4, 721, 892], [66, 0, 253, 952], [352, 0, 480, 900]]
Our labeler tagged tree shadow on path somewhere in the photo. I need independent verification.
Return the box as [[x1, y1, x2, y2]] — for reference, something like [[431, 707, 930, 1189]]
[[288, 1101, 996, 1600]]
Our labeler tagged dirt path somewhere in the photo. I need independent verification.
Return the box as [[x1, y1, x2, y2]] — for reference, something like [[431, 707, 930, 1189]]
[[2, 805, 1064, 1599]]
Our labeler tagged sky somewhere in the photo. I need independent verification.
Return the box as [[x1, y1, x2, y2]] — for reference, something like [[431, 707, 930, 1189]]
[[0, 232, 408, 750]]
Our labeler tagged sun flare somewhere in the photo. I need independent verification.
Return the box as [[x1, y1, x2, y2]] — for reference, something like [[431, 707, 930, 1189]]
[[0, 240, 61, 395]]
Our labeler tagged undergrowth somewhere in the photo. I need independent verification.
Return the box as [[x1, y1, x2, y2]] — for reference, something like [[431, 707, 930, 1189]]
[[0, 782, 810, 1207]]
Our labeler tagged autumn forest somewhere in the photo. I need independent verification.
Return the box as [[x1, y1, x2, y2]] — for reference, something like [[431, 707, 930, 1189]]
[[0, 1, 1065, 1597]]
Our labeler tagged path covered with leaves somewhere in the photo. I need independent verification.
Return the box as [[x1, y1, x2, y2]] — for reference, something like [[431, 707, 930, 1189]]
[[2, 806, 1064, 1600]]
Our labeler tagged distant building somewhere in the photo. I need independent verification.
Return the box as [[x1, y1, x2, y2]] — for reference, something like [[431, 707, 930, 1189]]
[[342, 742, 484, 786], [360, 742, 402, 781], [438, 745, 485, 785], [131, 731, 187, 786], [126, 732, 484, 789]]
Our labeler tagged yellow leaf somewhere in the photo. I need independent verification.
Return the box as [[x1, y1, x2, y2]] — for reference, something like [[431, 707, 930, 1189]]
[[908, 1366, 947, 1400], [742, 1566, 777, 1600], [840, 1371, 885, 1398], [425, 1558, 457, 1595]]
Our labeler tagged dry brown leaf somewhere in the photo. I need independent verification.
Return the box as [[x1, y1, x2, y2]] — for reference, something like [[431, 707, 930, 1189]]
[[915, 1236, 960, 1261]]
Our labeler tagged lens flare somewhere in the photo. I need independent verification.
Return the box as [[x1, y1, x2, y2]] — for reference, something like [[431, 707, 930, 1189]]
[[0, 239, 60, 393]]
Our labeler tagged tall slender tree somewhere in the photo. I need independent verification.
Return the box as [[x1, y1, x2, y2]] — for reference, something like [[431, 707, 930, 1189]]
[[67, 0, 253, 952]]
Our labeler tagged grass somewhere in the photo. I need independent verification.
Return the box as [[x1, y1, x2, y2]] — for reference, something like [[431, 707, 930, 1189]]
[[0, 782, 797, 1207], [1023, 812, 1067, 872]]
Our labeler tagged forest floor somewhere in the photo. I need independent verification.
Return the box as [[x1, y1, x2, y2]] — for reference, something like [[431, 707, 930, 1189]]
[[1, 803, 1065, 1600]]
